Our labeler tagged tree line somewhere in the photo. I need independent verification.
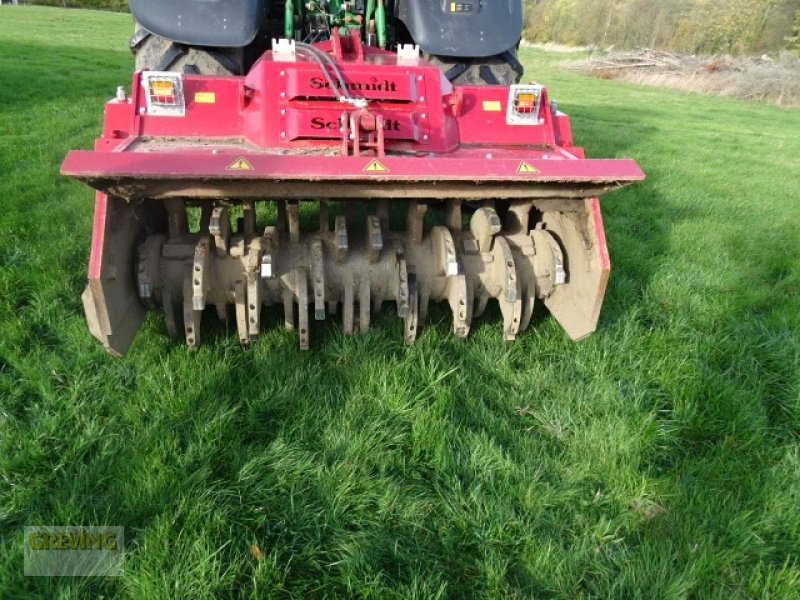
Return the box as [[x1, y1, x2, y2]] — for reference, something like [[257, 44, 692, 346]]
[[524, 0, 800, 55], [15, 0, 800, 55], [16, 1, 128, 10]]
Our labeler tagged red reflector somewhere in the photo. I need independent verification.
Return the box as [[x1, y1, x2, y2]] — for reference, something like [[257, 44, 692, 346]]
[[516, 93, 537, 113]]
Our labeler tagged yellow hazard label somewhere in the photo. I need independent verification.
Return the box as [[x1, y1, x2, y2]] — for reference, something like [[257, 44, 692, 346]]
[[482, 100, 502, 112], [449, 1, 472, 12], [517, 161, 539, 174], [194, 92, 216, 104], [364, 159, 389, 172], [226, 157, 254, 171]]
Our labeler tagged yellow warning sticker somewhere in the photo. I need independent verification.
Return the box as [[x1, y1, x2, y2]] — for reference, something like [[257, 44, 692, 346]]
[[517, 161, 539, 174], [482, 100, 502, 112], [364, 159, 389, 172], [194, 92, 216, 104], [226, 157, 254, 171]]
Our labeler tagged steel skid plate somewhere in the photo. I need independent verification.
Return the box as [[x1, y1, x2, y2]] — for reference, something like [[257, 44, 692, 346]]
[[62, 146, 643, 202]]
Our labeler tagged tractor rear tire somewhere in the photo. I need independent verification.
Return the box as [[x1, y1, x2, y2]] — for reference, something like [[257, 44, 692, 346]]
[[424, 49, 524, 85], [130, 25, 244, 76]]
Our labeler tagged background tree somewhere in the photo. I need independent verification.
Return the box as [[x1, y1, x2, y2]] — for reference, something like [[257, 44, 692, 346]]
[[524, 0, 800, 54]]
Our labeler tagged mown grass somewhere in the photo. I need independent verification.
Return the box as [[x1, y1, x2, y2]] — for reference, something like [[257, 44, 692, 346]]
[[1, 6, 799, 598]]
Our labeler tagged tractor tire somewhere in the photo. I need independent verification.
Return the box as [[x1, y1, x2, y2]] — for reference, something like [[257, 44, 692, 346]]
[[424, 49, 524, 85], [130, 25, 244, 76]]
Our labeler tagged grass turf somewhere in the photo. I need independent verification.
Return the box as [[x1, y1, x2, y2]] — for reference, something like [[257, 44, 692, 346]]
[[1, 6, 799, 598]]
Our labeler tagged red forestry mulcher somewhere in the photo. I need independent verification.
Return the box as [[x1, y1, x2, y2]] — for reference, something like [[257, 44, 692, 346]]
[[62, 25, 643, 355]]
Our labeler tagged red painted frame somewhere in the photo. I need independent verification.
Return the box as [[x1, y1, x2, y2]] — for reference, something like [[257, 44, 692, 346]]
[[64, 32, 643, 189]]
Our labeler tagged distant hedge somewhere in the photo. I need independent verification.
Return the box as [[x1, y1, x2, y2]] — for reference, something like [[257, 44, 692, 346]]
[[20, 1, 130, 10], [525, 0, 800, 56]]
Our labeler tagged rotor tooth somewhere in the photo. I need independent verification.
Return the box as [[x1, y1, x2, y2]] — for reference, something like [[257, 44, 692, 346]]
[[376, 199, 389, 230], [495, 236, 519, 304], [406, 200, 428, 244], [493, 237, 522, 341], [448, 274, 470, 338], [404, 275, 419, 344], [137, 234, 164, 308], [310, 239, 326, 320], [345, 200, 358, 226], [505, 201, 532, 235], [215, 301, 227, 323], [343, 275, 354, 334], [432, 226, 459, 277], [367, 215, 383, 263], [242, 200, 256, 236], [432, 225, 470, 337], [200, 204, 212, 232], [209, 206, 231, 257], [276, 200, 287, 233], [163, 287, 181, 339], [287, 201, 300, 244], [519, 286, 536, 332], [247, 275, 260, 341], [445, 200, 462, 231], [263, 225, 279, 249], [500, 296, 523, 342], [319, 201, 330, 233], [183, 273, 201, 349], [166, 198, 188, 238], [462, 234, 480, 256], [465, 276, 475, 324], [296, 268, 309, 350], [394, 241, 410, 318], [235, 280, 249, 344], [282, 288, 295, 331], [192, 237, 211, 311], [408, 214, 426, 331], [259, 230, 275, 279], [334, 215, 348, 263], [531, 228, 567, 295], [470, 206, 502, 253], [418, 289, 429, 329], [473, 294, 489, 319], [359, 279, 371, 333], [137, 255, 152, 303]]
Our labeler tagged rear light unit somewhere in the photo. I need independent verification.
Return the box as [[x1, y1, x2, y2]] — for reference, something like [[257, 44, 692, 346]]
[[142, 71, 185, 117], [506, 84, 543, 125]]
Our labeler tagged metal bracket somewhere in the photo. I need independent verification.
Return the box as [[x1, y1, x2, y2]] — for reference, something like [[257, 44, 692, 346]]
[[397, 44, 420, 63], [271, 38, 297, 60]]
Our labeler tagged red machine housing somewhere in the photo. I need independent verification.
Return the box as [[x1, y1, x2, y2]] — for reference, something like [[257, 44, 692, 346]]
[[62, 31, 644, 355]]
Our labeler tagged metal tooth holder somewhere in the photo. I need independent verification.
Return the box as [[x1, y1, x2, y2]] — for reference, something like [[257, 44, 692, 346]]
[[133, 197, 600, 350]]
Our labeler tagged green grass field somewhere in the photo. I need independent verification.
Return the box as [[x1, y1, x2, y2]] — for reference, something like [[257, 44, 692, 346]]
[[1, 6, 799, 598]]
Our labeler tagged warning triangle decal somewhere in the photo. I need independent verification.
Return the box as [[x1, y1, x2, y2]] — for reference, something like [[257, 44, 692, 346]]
[[364, 159, 389, 172], [517, 161, 539, 174], [226, 157, 254, 171]]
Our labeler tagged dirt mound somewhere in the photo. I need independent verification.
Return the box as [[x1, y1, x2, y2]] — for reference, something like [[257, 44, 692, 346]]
[[569, 49, 800, 107]]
